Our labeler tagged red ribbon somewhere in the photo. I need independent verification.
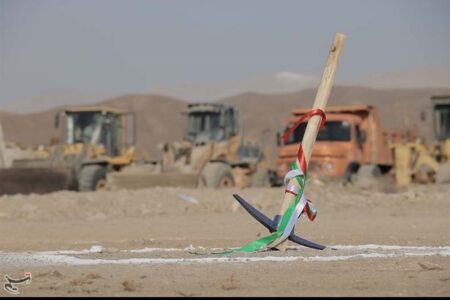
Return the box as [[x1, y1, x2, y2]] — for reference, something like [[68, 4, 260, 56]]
[[280, 108, 327, 173], [304, 200, 317, 221]]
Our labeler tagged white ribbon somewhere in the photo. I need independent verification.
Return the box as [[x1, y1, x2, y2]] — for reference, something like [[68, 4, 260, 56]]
[[284, 169, 303, 186], [271, 194, 308, 248], [269, 167, 308, 248]]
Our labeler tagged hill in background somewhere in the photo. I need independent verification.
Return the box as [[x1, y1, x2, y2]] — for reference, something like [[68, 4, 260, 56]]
[[2, 86, 450, 162], [3, 68, 450, 114]]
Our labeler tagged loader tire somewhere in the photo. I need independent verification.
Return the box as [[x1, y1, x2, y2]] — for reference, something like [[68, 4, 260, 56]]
[[78, 165, 107, 192], [200, 162, 234, 188], [436, 163, 450, 184], [251, 170, 271, 187]]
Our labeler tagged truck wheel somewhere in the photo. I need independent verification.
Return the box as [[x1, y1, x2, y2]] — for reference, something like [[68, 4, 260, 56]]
[[344, 162, 360, 183], [251, 170, 271, 187], [353, 164, 382, 188], [78, 165, 107, 192], [436, 163, 450, 184], [200, 162, 234, 188]]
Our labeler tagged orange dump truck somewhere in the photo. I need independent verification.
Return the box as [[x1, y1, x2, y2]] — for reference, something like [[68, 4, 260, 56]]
[[275, 104, 408, 183]]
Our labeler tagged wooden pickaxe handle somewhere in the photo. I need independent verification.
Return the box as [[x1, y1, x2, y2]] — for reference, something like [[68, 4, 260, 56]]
[[275, 32, 346, 250]]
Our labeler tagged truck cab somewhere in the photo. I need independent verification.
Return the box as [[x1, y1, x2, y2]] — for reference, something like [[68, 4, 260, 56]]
[[276, 104, 406, 182]]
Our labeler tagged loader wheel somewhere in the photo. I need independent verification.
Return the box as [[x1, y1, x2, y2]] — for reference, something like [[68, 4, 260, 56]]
[[78, 165, 107, 192], [251, 170, 271, 187], [200, 162, 234, 188]]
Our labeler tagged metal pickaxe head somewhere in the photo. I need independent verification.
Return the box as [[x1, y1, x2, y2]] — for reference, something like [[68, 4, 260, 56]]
[[233, 194, 325, 250]]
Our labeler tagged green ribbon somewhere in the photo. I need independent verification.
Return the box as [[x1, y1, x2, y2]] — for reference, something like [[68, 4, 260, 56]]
[[220, 161, 307, 254]]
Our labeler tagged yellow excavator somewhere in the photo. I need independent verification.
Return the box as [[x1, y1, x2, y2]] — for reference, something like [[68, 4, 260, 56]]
[[0, 106, 136, 195], [394, 95, 450, 185]]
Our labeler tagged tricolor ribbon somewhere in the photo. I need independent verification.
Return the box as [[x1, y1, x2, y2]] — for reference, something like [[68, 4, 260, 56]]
[[221, 108, 326, 254], [281, 108, 327, 173]]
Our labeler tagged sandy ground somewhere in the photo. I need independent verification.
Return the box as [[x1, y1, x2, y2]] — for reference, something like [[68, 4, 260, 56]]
[[0, 181, 449, 296]]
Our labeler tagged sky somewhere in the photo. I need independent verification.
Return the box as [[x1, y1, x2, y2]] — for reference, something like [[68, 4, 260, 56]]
[[1, 0, 450, 106]]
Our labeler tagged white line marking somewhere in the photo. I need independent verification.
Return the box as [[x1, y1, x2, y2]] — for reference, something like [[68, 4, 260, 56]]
[[1, 245, 449, 266], [1, 250, 450, 266]]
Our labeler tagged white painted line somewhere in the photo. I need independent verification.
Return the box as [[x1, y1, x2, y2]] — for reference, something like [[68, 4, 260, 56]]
[[24, 244, 450, 255], [0, 244, 449, 267], [126, 246, 200, 253], [1, 250, 450, 266], [119, 244, 450, 253]]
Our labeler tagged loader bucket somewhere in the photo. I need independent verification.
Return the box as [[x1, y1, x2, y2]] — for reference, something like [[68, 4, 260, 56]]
[[0, 167, 76, 195]]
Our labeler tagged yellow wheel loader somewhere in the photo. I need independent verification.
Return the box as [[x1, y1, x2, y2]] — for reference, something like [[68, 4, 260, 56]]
[[0, 106, 136, 195], [109, 103, 275, 189], [394, 95, 450, 185]]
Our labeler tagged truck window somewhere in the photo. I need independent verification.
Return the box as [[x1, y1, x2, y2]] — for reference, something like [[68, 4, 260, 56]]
[[283, 121, 351, 144]]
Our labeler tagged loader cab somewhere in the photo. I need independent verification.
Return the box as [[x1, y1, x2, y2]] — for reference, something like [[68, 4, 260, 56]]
[[185, 103, 239, 143], [56, 107, 128, 157], [431, 96, 450, 141]]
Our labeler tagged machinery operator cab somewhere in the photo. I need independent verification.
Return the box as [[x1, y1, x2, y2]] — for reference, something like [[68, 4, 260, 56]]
[[185, 106, 238, 143], [64, 111, 121, 156]]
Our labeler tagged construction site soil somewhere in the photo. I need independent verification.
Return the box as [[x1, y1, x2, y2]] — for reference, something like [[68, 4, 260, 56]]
[[0, 181, 449, 296]]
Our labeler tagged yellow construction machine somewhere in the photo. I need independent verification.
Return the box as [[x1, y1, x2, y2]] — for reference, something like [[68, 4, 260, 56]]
[[394, 95, 450, 186], [109, 103, 275, 189], [0, 106, 136, 195]]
